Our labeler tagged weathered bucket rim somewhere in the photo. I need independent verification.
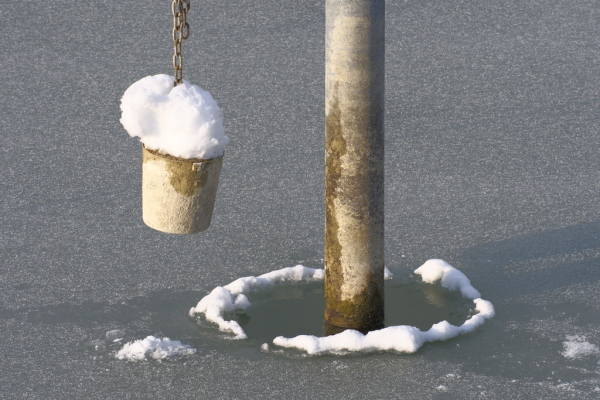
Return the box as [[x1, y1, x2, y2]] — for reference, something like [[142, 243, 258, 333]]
[[142, 144, 224, 163]]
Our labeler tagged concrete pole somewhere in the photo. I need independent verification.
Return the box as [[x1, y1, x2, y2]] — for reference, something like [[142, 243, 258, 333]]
[[324, 0, 385, 332]]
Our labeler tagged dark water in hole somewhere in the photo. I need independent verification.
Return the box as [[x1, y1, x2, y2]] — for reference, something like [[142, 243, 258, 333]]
[[227, 279, 475, 343]]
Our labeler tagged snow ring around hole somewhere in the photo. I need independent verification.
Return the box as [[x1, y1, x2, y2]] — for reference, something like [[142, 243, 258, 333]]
[[189, 260, 495, 354]]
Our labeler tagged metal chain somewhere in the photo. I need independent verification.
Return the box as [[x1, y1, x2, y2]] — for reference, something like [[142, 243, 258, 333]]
[[172, 0, 190, 86]]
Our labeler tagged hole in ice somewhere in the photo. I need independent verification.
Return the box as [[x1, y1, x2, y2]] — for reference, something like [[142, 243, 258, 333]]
[[223, 278, 475, 344], [188, 260, 494, 354]]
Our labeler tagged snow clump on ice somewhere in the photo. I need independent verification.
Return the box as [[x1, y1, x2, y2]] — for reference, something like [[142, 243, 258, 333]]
[[120, 74, 229, 159], [115, 336, 196, 361], [414, 259, 481, 299]]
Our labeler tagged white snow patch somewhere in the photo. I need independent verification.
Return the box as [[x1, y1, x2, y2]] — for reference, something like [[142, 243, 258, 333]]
[[414, 259, 481, 299], [384, 267, 393, 279], [106, 329, 125, 342], [120, 74, 228, 159], [190, 260, 495, 355], [562, 336, 600, 359], [115, 336, 196, 361], [273, 325, 425, 354]]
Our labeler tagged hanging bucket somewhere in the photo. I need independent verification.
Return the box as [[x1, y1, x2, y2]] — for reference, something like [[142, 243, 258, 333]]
[[142, 145, 223, 234]]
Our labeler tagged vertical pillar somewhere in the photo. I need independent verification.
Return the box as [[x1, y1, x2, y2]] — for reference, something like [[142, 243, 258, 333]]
[[324, 0, 385, 331]]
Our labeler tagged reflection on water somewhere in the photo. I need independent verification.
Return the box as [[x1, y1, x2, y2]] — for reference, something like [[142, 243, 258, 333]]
[[385, 280, 474, 330], [223, 278, 475, 343]]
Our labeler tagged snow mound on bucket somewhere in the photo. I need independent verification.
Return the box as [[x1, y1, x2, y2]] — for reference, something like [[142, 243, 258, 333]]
[[120, 74, 229, 159], [190, 260, 494, 354]]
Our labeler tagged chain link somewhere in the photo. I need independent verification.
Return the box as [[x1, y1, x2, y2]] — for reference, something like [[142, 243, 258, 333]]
[[172, 0, 191, 86]]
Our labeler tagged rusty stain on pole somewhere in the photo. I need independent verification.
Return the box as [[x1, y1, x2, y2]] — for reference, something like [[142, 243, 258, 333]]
[[324, 0, 385, 332]]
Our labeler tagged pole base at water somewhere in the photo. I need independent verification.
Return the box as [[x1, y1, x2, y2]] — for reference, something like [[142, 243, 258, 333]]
[[142, 145, 223, 234], [324, 0, 385, 332], [324, 321, 385, 336]]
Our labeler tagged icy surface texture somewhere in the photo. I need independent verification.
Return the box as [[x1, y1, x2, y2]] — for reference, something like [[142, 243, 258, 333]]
[[3, 0, 600, 398], [562, 336, 600, 359]]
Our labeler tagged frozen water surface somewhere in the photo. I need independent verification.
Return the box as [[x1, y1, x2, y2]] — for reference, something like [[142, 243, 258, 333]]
[[1, 0, 600, 398]]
